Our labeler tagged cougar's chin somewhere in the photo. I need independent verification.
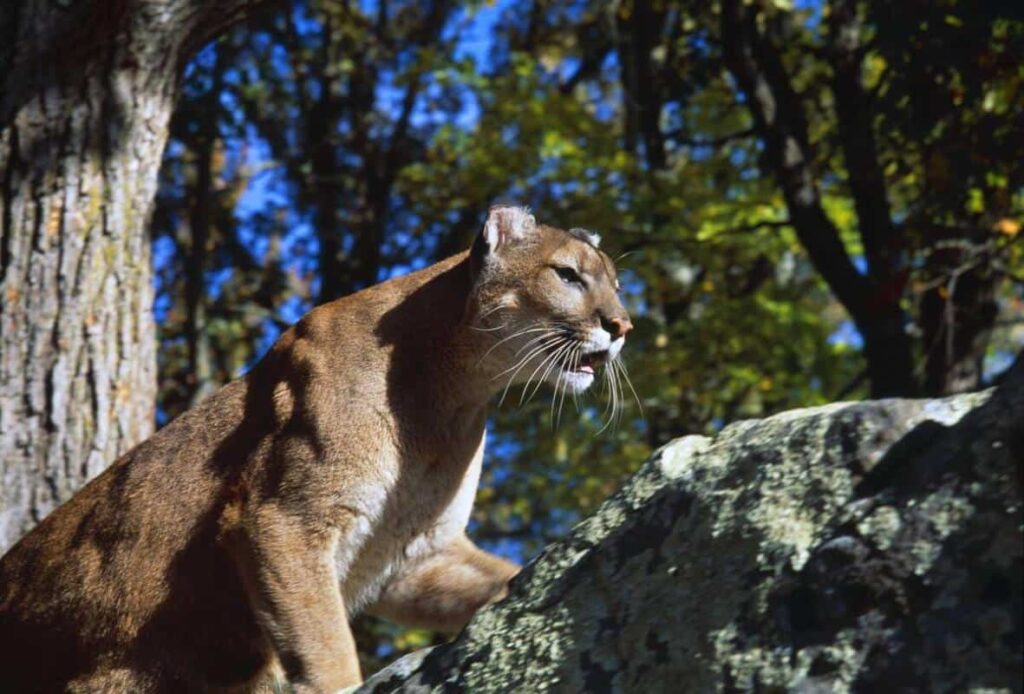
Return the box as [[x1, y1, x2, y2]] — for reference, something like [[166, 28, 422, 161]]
[[558, 369, 595, 394]]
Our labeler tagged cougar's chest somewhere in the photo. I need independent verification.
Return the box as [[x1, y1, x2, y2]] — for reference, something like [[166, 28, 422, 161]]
[[336, 428, 486, 611]]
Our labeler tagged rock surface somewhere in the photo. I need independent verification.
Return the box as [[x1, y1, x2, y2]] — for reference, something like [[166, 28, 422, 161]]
[[359, 362, 1023, 693]]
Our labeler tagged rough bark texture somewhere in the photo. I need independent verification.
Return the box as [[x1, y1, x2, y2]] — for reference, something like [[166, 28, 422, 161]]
[[359, 361, 1023, 693], [0, 0, 274, 551]]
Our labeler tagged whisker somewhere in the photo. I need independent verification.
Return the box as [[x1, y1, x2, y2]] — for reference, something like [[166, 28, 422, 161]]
[[549, 369, 562, 429], [599, 359, 615, 421], [471, 321, 511, 333], [614, 360, 628, 428], [519, 354, 556, 406], [473, 303, 512, 325], [519, 338, 575, 405], [476, 326, 551, 367], [617, 358, 644, 419], [496, 336, 566, 407], [596, 356, 616, 431], [570, 354, 583, 413], [555, 344, 580, 428], [596, 357, 622, 435], [613, 360, 624, 428], [547, 341, 578, 425], [491, 332, 560, 380], [526, 340, 574, 406], [499, 339, 567, 406]]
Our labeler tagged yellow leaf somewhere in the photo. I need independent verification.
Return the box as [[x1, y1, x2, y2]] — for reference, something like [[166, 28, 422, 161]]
[[995, 218, 1020, 236]]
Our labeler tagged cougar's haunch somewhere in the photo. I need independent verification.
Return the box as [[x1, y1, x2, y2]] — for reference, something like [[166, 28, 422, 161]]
[[0, 206, 632, 692]]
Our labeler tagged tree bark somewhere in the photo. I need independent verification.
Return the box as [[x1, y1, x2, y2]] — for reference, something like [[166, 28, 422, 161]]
[[0, 0, 274, 551], [719, 0, 917, 397], [919, 236, 1000, 395], [615, 0, 667, 171], [182, 49, 230, 409]]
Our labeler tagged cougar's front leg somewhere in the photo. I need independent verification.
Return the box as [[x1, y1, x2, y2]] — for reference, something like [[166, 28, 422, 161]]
[[368, 534, 520, 633], [236, 504, 362, 692]]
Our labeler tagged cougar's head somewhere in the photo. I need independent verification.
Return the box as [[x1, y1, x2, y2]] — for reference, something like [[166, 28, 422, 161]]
[[469, 205, 633, 403]]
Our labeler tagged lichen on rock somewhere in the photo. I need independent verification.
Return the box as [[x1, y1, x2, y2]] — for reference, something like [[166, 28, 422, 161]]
[[359, 362, 1022, 693]]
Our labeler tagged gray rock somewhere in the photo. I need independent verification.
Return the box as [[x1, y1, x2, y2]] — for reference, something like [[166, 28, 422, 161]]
[[359, 361, 1023, 693]]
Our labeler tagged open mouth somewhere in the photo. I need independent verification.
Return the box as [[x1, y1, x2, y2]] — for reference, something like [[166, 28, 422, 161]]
[[574, 350, 609, 375]]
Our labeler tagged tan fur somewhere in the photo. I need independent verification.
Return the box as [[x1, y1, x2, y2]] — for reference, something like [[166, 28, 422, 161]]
[[0, 207, 631, 692]]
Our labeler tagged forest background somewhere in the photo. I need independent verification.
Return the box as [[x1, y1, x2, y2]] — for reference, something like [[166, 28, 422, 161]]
[[1, 0, 1022, 673]]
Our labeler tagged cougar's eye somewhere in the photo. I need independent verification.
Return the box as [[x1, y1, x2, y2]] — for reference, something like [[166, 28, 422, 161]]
[[553, 265, 585, 288]]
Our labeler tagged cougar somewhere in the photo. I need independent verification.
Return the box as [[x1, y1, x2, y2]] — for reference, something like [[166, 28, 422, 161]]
[[0, 206, 633, 692]]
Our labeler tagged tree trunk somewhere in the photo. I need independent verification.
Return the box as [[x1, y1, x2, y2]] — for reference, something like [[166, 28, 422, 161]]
[[308, 76, 347, 304], [615, 0, 667, 171], [719, 0, 917, 398], [0, 0, 274, 551], [920, 245, 1000, 395], [183, 50, 229, 409], [184, 122, 216, 409]]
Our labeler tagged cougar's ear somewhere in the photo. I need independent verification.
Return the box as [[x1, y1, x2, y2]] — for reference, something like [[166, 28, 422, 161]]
[[471, 205, 537, 275]]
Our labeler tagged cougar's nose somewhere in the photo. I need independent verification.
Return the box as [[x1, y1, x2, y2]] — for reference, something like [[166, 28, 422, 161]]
[[600, 315, 633, 339]]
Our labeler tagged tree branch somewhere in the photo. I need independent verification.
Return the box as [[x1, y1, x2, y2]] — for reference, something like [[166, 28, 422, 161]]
[[828, 0, 901, 281], [664, 127, 755, 148], [720, 0, 919, 396], [719, 0, 869, 320]]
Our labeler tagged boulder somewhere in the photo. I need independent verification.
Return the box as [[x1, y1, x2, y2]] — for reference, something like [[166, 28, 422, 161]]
[[359, 361, 1023, 693]]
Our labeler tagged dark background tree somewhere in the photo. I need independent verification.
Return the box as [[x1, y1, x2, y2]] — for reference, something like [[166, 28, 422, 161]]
[[0, 0, 279, 550]]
